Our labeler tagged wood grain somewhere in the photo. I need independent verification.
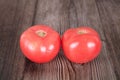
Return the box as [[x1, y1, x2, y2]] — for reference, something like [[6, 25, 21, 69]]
[[0, 0, 120, 80]]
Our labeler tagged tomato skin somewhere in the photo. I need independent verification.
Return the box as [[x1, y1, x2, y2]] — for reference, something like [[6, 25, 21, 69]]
[[20, 25, 61, 63], [62, 27, 102, 63]]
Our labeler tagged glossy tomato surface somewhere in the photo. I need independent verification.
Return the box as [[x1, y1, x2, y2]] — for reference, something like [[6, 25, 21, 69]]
[[20, 25, 61, 63], [62, 27, 102, 63]]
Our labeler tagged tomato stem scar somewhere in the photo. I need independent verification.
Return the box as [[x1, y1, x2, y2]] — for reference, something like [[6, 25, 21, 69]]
[[36, 30, 47, 37], [78, 30, 87, 34]]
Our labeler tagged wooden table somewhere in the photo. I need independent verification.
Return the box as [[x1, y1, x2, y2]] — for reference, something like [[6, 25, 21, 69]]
[[0, 0, 120, 80]]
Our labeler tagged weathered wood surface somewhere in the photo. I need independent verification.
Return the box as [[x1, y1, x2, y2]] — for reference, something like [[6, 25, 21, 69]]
[[0, 0, 120, 80]]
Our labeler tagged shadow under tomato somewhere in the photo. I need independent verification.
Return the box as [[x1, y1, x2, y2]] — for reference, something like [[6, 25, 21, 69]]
[[24, 58, 38, 74]]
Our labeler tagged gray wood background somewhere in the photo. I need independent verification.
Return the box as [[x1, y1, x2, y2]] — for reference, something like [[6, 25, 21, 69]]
[[0, 0, 120, 80]]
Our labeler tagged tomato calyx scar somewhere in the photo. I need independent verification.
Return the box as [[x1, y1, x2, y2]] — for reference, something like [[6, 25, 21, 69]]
[[78, 30, 87, 34], [36, 30, 47, 37]]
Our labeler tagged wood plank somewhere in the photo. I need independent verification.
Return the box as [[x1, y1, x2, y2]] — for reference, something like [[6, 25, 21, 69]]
[[96, 0, 120, 79], [0, 0, 37, 80], [72, 0, 105, 40]]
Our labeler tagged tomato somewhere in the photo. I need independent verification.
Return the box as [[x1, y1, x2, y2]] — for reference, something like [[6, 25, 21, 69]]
[[20, 25, 61, 63], [62, 27, 102, 63]]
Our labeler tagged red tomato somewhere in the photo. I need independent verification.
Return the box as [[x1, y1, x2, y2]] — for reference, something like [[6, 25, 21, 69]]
[[20, 25, 61, 63], [62, 27, 102, 63]]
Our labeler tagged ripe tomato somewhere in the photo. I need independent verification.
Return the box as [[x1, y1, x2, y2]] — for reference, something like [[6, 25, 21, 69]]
[[20, 25, 61, 63], [62, 27, 102, 63]]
